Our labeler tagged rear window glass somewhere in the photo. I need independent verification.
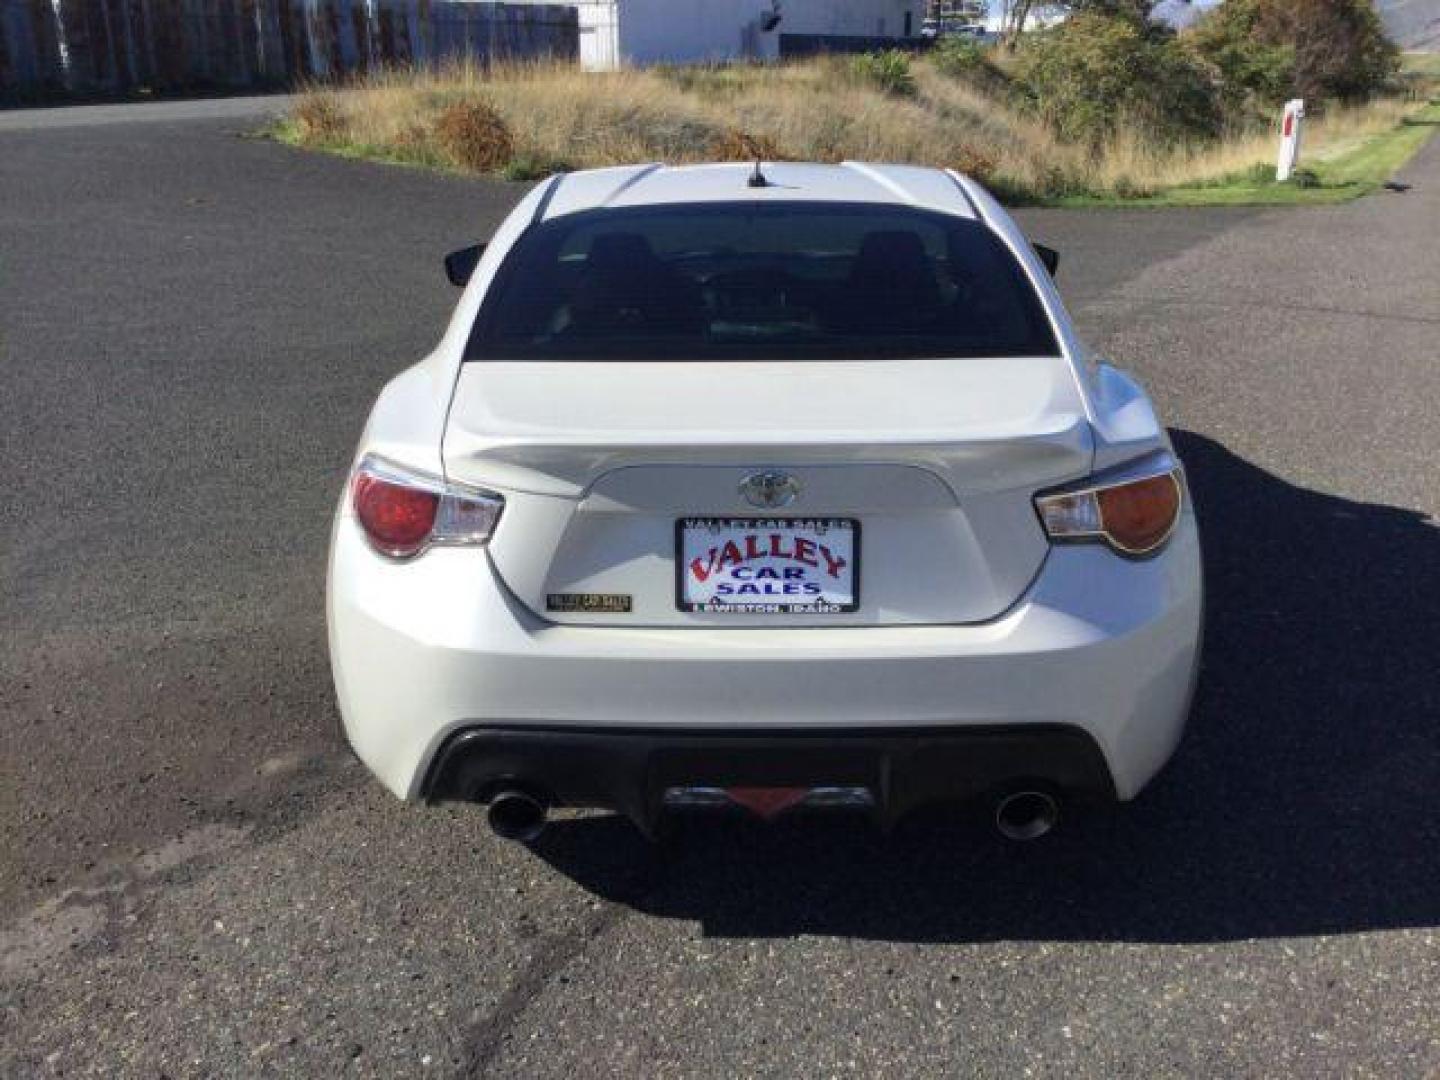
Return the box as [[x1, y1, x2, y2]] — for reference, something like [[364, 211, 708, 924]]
[[466, 202, 1059, 361]]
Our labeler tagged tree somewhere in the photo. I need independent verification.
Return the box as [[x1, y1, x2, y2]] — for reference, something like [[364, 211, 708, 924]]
[[1010, 12, 1221, 145], [1065, 0, 1156, 22], [997, 0, 1039, 46], [1189, 0, 1398, 105], [999, 2, 1169, 48]]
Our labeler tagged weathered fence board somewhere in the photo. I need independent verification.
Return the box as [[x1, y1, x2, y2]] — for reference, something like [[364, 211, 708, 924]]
[[1, 0, 577, 101]]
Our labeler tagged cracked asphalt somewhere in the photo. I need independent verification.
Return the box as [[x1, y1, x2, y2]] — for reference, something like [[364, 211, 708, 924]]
[[2, 102, 1438, 1077]]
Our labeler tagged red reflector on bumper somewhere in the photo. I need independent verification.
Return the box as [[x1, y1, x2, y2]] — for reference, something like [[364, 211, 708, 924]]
[[723, 787, 811, 820]]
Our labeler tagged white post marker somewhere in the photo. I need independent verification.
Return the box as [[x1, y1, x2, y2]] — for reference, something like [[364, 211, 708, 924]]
[[1276, 99, 1306, 182]]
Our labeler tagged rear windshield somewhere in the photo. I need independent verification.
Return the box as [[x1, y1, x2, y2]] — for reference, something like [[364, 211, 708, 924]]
[[466, 202, 1059, 361]]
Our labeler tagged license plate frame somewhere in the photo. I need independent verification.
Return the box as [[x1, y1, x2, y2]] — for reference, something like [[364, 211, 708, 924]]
[[675, 517, 860, 614]]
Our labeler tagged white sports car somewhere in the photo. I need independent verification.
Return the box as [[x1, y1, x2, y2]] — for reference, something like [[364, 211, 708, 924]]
[[327, 162, 1202, 843]]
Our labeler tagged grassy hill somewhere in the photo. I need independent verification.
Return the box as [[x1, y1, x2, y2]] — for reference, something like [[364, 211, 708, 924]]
[[275, 53, 1439, 207]]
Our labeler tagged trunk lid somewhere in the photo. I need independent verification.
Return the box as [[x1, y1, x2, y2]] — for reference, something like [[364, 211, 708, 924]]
[[444, 357, 1092, 627]]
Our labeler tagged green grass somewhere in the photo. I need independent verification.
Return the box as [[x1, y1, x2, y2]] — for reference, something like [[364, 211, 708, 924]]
[[1400, 52, 1440, 78], [1049, 102, 1440, 208], [270, 120, 483, 177], [1322, 110, 1439, 183]]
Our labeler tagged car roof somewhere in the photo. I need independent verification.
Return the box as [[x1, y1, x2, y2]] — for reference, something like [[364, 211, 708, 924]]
[[537, 162, 980, 223]]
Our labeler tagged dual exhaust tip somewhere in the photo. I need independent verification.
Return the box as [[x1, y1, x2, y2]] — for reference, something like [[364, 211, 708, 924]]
[[484, 787, 1059, 843]]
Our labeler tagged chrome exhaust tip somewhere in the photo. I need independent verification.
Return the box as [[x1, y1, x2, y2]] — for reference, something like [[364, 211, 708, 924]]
[[994, 790, 1060, 842], [486, 790, 547, 842]]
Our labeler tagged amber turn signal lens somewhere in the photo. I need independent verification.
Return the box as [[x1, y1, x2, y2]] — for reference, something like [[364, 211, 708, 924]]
[[1096, 473, 1181, 556]]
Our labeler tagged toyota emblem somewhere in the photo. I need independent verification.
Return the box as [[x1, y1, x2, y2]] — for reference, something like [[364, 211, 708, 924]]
[[739, 470, 801, 509]]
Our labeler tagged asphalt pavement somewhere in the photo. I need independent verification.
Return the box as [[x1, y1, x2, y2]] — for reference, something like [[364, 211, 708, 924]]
[[2, 101, 1438, 1077]]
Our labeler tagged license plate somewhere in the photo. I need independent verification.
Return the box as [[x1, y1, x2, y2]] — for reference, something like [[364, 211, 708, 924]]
[[677, 518, 859, 614]]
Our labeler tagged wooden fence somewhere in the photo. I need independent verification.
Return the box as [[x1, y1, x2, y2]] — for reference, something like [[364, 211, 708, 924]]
[[0, 0, 578, 102]]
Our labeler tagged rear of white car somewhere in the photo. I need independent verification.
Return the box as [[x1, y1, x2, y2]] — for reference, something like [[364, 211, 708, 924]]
[[328, 163, 1202, 839]]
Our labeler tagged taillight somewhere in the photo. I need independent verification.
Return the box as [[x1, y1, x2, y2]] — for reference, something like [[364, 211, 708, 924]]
[[354, 472, 438, 557], [350, 455, 503, 559], [1035, 455, 1183, 558]]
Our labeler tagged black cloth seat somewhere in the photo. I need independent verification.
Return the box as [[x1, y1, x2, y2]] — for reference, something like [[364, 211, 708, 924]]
[[833, 230, 943, 333], [565, 233, 705, 338]]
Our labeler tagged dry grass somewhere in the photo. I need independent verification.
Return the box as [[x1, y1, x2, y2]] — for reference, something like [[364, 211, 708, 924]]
[[1087, 96, 1425, 194], [278, 57, 1434, 201], [290, 92, 346, 141], [431, 99, 514, 170]]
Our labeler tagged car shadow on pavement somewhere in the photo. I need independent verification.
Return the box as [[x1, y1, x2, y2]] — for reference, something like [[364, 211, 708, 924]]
[[528, 430, 1440, 943]]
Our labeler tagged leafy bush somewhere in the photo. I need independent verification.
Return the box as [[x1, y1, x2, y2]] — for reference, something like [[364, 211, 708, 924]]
[[931, 36, 985, 78], [849, 50, 917, 98], [1189, 0, 1399, 108], [930, 36, 1009, 94], [1011, 14, 1221, 147], [431, 99, 514, 171], [1187, 13, 1295, 118]]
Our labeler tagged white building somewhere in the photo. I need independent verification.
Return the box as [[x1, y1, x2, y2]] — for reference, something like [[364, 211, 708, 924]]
[[517, 0, 927, 71]]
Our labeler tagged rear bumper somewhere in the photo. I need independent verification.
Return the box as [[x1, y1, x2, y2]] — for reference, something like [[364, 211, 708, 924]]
[[328, 510, 1202, 809], [426, 724, 1114, 834]]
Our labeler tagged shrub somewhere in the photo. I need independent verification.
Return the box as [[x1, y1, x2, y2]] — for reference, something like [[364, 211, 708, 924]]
[[431, 99, 514, 171], [1010, 14, 1221, 147], [1189, 0, 1399, 107], [950, 143, 998, 182], [849, 50, 917, 98], [710, 127, 786, 162], [929, 36, 1009, 95], [391, 120, 438, 163], [1187, 1, 1295, 108], [291, 93, 345, 141], [931, 36, 985, 78]]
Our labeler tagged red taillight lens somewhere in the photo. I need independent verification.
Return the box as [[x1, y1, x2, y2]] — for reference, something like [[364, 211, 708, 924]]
[[348, 455, 503, 559], [1097, 473, 1182, 556], [353, 473, 439, 558]]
